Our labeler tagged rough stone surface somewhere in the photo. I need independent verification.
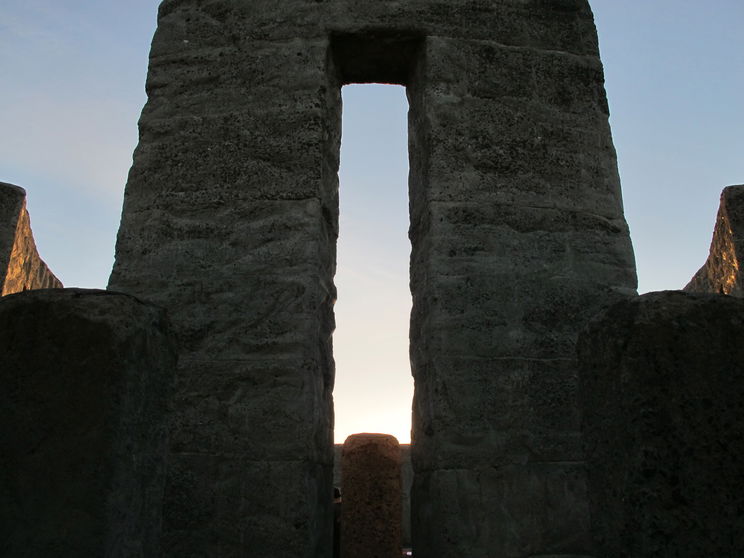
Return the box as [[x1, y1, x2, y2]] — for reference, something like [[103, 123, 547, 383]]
[[334, 443, 413, 548], [341, 434, 402, 558], [0, 288, 176, 557], [108, 1, 637, 556], [579, 291, 744, 557], [685, 185, 744, 296], [0, 181, 62, 295]]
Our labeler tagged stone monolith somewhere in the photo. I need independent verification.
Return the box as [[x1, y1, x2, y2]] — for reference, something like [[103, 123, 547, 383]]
[[334, 444, 413, 548], [341, 434, 402, 558], [685, 185, 744, 296], [108, 1, 637, 555], [0, 288, 176, 557], [0, 181, 62, 295], [579, 291, 744, 557]]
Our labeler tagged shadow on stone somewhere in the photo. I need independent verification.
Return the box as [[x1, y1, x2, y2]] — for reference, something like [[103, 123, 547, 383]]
[[579, 291, 744, 557], [0, 288, 176, 557]]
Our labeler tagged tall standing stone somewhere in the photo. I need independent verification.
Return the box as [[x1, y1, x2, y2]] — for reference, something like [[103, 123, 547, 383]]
[[0, 181, 62, 295], [109, 1, 636, 556], [341, 434, 402, 558], [333, 444, 413, 549], [0, 288, 176, 557], [685, 185, 744, 296]]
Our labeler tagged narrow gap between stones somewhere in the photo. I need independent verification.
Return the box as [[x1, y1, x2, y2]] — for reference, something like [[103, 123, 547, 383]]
[[332, 83, 413, 446], [331, 82, 415, 557]]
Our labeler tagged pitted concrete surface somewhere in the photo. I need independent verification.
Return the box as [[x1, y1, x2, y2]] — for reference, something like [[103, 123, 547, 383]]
[[109, 1, 636, 555]]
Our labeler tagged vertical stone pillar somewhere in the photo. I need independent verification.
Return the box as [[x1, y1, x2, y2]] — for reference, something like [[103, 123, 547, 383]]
[[685, 185, 744, 296], [579, 291, 744, 557], [407, 6, 637, 558], [0, 288, 175, 557], [341, 434, 402, 558], [0, 181, 62, 295], [109, 4, 340, 556]]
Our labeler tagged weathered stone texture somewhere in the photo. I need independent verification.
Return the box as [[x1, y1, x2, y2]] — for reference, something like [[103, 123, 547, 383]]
[[0, 181, 62, 295], [685, 185, 744, 296], [0, 288, 176, 557], [406, 5, 635, 556], [334, 444, 413, 548], [579, 291, 744, 557], [109, 1, 636, 556], [341, 434, 402, 558]]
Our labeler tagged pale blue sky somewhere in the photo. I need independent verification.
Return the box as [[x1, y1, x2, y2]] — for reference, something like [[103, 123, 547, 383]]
[[1, 1, 742, 442]]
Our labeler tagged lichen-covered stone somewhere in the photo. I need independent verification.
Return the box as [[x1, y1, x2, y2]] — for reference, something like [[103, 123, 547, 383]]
[[109, 1, 636, 555], [579, 291, 744, 557], [0, 288, 176, 557], [0, 181, 62, 295], [341, 434, 402, 558], [685, 185, 744, 296]]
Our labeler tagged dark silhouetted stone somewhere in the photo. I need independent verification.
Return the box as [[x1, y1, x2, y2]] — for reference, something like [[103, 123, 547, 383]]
[[579, 291, 744, 557], [341, 434, 402, 558], [0, 288, 176, 557]]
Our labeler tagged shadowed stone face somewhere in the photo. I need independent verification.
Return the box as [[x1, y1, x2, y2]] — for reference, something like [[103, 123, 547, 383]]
[[579, 291, 744, 557], [109, 1, 637, 556], [0, 289, 175, 557]]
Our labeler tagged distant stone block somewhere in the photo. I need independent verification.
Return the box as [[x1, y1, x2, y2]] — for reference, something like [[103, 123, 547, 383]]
[[579, 291, 744, 557], [0, 288, 176, 557], [341, 434, 402, 558], [333, 444, 413, 548], [685, 184, 744, 296], [0, 181, 62, 295]]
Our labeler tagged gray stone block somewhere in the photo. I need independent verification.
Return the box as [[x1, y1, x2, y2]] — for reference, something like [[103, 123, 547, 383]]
[[0, 288, 176, 557], [412, 464, 592, 558], [333, 444, 413, 548], [579, 291, 744, 557], [170, 356, 333, 462], [412, 357, 584, 471], [341, 434, 402, 558], [161, 456, 332, 558]]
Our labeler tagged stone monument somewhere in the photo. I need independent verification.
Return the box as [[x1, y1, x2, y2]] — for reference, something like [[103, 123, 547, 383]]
[[685, 185, 744, 296], [341, 434, 402, 558], [108, 1, 637, 555], [0, 182, 62, 295]]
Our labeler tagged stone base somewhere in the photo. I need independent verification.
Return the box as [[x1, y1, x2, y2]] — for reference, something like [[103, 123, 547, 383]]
[[412, 465, 592, 558], [161, 457, 332, 558]]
